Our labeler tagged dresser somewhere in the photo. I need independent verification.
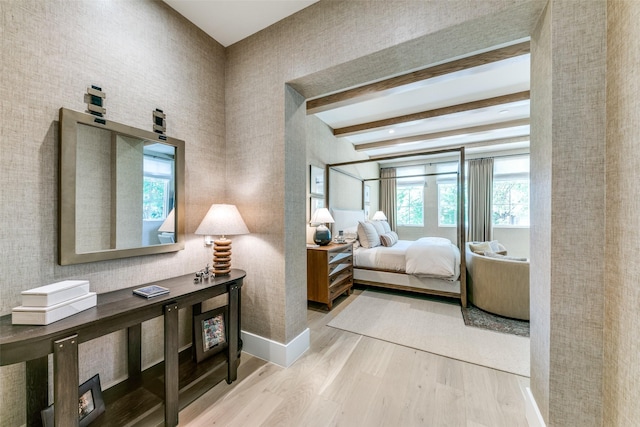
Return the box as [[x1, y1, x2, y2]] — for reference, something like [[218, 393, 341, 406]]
[[307, 243, 354, 309]]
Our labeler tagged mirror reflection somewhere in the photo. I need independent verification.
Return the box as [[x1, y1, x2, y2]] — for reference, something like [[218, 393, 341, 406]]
[[59, 107, 185, 265]]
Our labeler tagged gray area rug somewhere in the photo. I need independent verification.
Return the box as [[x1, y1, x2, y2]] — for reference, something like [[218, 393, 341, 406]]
[[461, 304, 530, 337], [328, 289, 529, 376]]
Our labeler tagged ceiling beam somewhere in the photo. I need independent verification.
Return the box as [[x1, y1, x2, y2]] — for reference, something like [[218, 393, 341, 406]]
[[368, 136, 530, 160], [354, 118, 530, 151], [306, 41, 530, 114], [333, 91, 530, 137]]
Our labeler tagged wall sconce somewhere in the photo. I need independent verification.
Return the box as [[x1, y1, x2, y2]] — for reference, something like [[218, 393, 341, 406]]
[[371, 210, 387, 221], [310, 208, 335, 246], [195, 204, 249, 275]]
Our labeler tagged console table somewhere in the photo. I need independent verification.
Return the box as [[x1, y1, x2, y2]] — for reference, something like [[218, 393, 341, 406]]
[[0, 269, 245, 427]]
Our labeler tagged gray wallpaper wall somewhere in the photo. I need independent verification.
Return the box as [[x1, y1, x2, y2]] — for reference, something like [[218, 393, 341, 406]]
[[605, 0, 640, 424], [0, 1, 225, 424], [3, 0, 638, 426]]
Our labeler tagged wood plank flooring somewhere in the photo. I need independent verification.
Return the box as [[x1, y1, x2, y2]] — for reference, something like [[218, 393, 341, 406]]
[[178, 290, 530, 427]]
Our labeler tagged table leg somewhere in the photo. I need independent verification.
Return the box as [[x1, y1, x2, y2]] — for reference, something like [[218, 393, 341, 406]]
[[164, 302, 179, 427], [26, 356, 48, 427], [128, 324, 142, 381], [227, 282, 240, 383], [53, 334, 79, 427]]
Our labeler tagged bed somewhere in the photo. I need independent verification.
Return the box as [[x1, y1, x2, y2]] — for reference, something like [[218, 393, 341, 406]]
[[332, 208, 466, 305]]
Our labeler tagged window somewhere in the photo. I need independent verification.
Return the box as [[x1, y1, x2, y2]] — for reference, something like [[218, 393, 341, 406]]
[[438, 182, 457, 226], [396, 165, 425, 226], [435, 156, 530, 227], [492, 156, 529, 226], [143, 156, 173, 220]]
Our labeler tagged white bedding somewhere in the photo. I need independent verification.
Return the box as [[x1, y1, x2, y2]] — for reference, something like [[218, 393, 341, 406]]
[[354, 237, 460, 280]]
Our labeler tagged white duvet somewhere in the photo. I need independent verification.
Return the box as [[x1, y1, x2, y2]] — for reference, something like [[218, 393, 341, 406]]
[[354, 237, 460, 280]]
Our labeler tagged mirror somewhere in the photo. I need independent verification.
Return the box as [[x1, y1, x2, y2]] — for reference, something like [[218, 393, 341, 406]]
[[59, 107, 185, 265]]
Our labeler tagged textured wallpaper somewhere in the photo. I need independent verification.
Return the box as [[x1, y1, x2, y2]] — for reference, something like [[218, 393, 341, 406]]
[[605, 0, 640, 425], [0, 0, 225, 424]]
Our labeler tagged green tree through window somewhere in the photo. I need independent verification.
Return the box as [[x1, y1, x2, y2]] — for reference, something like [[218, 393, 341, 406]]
[[397, 185, 424, 226]]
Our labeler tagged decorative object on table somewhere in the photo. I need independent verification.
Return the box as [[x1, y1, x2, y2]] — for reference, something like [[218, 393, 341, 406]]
[[334, 229, 345, 243], [194, 264, 211, 283], [41, 373, 106, 427], [310, 165, 325, 196], [193, 307, 228, 363], [12, 280, 95, 325], [371, 210, 387, 221], [310, 207, 335, 246], [132, 285, 170, 299], [195, 204, 249, 276]]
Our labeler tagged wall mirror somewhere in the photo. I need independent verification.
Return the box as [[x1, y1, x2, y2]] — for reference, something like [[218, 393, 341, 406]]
[[59, 107, 185, 265]]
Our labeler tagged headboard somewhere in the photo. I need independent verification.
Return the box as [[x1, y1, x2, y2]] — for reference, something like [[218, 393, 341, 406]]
[[331, 208, 365, 234]]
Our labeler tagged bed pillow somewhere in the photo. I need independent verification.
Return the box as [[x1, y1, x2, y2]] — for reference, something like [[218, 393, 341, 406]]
[[483, 251, 528, 262], [469, 241, 492, 254], [380, 220, 392, 233], [357, 221, 380, 248], [379, 232, 398, 247], [370, 220, 385, 237]]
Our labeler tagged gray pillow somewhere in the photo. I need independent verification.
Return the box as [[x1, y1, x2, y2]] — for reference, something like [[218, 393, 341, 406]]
[[357, 221, 380, 248]]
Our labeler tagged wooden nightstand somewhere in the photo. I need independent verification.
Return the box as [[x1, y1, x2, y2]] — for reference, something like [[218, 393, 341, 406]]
[[307, 242, 354, 310]]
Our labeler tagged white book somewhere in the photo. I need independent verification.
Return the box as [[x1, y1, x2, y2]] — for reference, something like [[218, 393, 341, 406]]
[[21, 280, 90, 307], [12, 292, 97, 325]]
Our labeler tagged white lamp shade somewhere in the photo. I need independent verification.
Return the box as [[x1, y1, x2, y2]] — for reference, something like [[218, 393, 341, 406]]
[[158, 209, 175, 233], [195, 204, 249, 236], [372, 210, 387, 221], [310, 208, 335, 224]]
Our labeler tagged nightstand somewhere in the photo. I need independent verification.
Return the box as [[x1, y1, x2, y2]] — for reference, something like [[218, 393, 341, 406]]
[[307, 242, 354, 310]]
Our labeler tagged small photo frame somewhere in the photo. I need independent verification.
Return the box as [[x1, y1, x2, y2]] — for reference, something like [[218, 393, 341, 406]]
[[310, 165, 325, 196], [41, 374, 105, 427], [310, 196, 325, 222], [194, 307, 228, 363]]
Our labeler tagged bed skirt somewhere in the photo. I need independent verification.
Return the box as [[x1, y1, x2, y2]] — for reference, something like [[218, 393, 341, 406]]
[[353, 268, 461, 298]]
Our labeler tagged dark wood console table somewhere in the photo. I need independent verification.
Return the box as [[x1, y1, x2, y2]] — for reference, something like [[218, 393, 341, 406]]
[[0, 269, 245, 427]]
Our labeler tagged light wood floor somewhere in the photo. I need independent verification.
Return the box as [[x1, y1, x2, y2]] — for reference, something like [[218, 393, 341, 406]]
[[179, 290, 530, 427]]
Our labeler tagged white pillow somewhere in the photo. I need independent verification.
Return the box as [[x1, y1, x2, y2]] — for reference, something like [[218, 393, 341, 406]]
[[357, 221, 380, 248], [380, 220, 392, 233], [369, 220, 385, 237]]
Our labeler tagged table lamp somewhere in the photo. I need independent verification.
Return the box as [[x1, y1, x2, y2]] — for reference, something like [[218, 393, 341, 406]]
[[372, 210, 387, 221], [195, 204, 249, 275], [310, 208, 334, 246]]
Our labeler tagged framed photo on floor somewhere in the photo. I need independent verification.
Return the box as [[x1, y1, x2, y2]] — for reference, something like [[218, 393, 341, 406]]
[[41, 374, 105, 427], [194, 306, 228, 363]]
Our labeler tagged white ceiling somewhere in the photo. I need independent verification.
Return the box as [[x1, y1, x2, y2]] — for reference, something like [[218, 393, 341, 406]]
[[163, 1, 530, 159], [163, 0, 319, 47]]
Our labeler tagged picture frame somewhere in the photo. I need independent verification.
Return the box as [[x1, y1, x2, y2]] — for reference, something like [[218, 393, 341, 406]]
[[310, 165, 325, 196], [364, 204, 371, 220], [310, 196, 325, 222], [193, 306, 228, 363], [364, 184, 370, 204], [41, 374, 105, 427]]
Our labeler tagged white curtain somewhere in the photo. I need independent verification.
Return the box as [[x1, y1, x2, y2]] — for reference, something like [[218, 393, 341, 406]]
[[467, 158, 494, 242], [380, 168, 397, 231]]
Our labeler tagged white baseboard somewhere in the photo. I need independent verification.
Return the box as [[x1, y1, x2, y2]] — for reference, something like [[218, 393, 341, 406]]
[[524, 386, 546, 427], [241, 328, 310, 367]]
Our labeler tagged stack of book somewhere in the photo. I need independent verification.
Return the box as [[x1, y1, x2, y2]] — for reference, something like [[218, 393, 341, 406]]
[[12, 280, 96, 325]]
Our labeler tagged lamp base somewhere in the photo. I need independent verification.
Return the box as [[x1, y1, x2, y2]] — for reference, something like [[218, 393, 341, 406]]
[[314, 225, 332, 246], [212, 239, 232, 275]]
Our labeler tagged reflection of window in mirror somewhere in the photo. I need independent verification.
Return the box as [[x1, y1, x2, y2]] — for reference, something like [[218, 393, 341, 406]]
[[143, 143, 176, 244]]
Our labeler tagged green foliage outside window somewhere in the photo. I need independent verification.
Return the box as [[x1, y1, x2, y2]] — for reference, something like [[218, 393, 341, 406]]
[[397, 185, 424, 226], [143, 177, 169, 220], [438, 183, 458, 226], [492, 180, 529, 226]]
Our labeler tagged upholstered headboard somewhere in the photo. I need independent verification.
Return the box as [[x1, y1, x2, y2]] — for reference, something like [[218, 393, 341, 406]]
[[331, 208, 365, 235]]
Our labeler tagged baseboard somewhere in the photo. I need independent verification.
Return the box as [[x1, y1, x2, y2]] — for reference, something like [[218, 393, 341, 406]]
[[524, 386, 546, 427], [241, 328, 310, 367]]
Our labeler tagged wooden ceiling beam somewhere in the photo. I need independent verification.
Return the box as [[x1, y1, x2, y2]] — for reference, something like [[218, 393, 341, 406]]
[[306, 41, 530, 115], [354, 118, 530, 151], [334, 91, 530, 137], [368, 136, 530, 160]]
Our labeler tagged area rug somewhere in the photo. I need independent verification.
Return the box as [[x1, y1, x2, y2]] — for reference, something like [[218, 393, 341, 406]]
[[461, 304, 530, 337], [327, 289, 529, 377]]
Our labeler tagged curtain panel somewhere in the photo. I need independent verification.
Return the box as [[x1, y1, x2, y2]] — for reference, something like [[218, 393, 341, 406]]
[[467, 158, 494, 242], [380, 168, 397, 231]]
